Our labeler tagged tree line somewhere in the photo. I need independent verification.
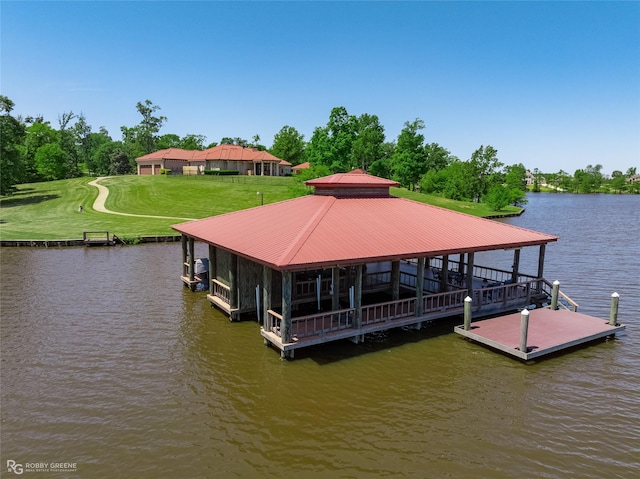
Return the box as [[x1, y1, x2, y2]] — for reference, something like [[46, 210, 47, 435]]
[[1, 96, 637, 203]]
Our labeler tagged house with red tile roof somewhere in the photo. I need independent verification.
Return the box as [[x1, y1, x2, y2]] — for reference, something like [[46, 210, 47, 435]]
[[173, 172, 563, 358], [136, 145, 291, 176]]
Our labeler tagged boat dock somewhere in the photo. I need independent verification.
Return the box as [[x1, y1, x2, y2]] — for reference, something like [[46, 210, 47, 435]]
[[455, 307, 625, 360]]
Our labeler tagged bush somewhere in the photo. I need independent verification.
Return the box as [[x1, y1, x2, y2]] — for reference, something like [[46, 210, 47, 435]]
[[204, 170, 239, 176], [159, 168, 172, 175]]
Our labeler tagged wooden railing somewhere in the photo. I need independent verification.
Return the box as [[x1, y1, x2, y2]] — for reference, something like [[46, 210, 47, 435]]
[[423, 289, 467, 313], [212, 279, 230, 304], [361, 297, 416, 326], [539, 279, 579, 311], [265, 308, 354, 340]]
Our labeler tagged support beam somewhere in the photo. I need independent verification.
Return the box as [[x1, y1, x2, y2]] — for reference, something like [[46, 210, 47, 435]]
[[390, 261, 401, 301], [281, 271, 292, 344], [332, 267, 341, 312], [466, 252, 475, 300], [181, 235, 188, 278], [229, 253, 238, 315], [537, 244, 546, 279], [354, 264, 363, 330], [416, 257, 425, 317], [512, 249, 521, 284], [537, 244, 546, 292], [208, 244, 217, 295], [262, 266, 272, 326], [188, 237, 196, 290], [440, 255, 449, 293]]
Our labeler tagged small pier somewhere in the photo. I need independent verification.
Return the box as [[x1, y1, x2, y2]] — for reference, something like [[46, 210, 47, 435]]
[[455, 307, 625, 360], [83, 231, 119, 246]]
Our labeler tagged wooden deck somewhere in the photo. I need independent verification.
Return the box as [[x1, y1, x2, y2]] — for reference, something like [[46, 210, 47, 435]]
[[454, 308, 625, 360]]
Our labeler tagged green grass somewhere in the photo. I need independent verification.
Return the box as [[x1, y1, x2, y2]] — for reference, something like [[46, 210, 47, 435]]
[[391, 188, 523, 216], [0, 175, 520, 240]]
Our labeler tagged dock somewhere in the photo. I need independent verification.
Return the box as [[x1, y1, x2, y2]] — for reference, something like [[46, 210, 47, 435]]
[[454, 308, 625, 360], [83, 231, 119, 246]]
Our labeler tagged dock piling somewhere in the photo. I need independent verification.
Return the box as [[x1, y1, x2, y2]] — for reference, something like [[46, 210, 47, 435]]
[[519, 309, 530, 352], [551, 280, 560, 310], [463, 296, 472, 330], [609, 292, 619, 326]]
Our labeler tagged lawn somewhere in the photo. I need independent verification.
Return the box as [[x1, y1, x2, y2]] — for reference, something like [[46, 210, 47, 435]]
[[0, 175, 521, 240]]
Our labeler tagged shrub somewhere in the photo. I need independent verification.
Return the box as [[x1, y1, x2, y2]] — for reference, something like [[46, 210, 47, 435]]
[[159, 168, 172, 175], [204, 170, 239, 176]]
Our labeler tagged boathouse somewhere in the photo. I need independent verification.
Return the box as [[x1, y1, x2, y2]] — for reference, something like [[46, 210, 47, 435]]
[[173, 173, 566, 358]]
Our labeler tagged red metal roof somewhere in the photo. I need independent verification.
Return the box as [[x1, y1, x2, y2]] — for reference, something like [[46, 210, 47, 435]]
[[136, 148, 203, 161], [193, 145, 284, 162], [136, 145, 286, 163], [173, 177, 558, 271], [292, 162, 310, 170], [306, 173, 398, 188]]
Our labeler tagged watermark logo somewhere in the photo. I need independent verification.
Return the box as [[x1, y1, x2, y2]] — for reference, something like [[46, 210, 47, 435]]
[[6, 460, 77, 474], [7, 460, 23, 475]]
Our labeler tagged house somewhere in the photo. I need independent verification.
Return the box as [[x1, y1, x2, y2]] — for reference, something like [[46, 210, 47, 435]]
[[292, 162, 310, 175], [136, 145, 291, 176], [136, 148, 204, 175], [628, 174, 640, 183], [173, 172, 563, 358]]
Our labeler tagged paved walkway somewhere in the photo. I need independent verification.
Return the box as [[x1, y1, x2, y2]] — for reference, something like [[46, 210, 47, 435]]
[[88, 178, 196, 221]]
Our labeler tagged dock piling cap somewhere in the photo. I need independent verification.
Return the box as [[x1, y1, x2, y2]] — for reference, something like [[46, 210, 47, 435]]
[[612, 292, 619, 298], [464, 296, 472, 303]]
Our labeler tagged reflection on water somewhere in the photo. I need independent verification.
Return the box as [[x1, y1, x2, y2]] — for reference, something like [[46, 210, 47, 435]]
[[1, 193, 638, 478]]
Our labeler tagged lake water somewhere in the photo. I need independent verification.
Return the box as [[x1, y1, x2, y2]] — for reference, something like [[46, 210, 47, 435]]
[[1, 193, 638, 478]]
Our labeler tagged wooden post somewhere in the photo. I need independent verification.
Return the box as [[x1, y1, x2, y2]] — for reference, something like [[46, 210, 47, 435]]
[[281, 271, 292, 350], [188, 237, 196, 290], [512, 248, 521, 283], [390, 260, 401, 301], [466, 252, 475, 300], [440, 255, 449, 292], [208, 244, 216, 295], [229, 253, 238, 316], [537, 244, 546, 293], [263, 266, 272, 327], [520, 309, 530, 353], [609, 292, 619, 326], [463, 296, 472, 330], [550, 280, 560, 310], [181, 235, 188, 278], [416, 257, 425, 317], [332, 267, 340, 312], [354, 264, 363, 330]]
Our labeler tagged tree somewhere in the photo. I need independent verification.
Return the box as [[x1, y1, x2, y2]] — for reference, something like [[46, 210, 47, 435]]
[[156, 134, 181, 150], [34, 143, 70, 180], [351, 113, 385, 172], [179, 134, 206, 150], [0, 95, 26, 194], [468, 145, 503, 202], [108, 148, 132, 175], [136, 99, 166, 154], [485, 184, 512, 211], [423, 143, 453, 172], [84, 132, 114, 175], [305, 106, 358, 172], [391, 119, 426, 190], [270, 125, 306, 165], [20, 122, 59, 182]]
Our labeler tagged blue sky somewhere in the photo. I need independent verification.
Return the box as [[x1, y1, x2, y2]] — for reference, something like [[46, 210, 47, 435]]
[[2, 1, 639, 174]]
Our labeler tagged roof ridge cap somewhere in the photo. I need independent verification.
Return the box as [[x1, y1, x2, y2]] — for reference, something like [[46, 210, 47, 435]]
[[276, 196, 336, 266]]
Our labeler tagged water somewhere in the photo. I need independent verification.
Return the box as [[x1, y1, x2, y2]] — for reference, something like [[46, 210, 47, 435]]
[[1, 193, 638, 478]]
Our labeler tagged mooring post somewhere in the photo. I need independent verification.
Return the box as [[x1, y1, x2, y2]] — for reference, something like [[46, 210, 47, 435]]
[[463, 296, 472, 330], [609, 292, 619, 326], [551, 280, 560, 310], [520, 309, 530, 353]]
